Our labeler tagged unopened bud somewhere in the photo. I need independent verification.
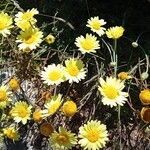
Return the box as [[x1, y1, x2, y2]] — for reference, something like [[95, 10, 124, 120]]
[[141, 72, 149, 80], [110, 62, 117, 67], [132, 42, 138, 48]]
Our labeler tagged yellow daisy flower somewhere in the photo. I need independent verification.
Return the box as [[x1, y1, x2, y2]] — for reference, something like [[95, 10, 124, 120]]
[[15, 8, 39, 30], [86, 16, 106, 36], [62, 100, 77, 117], [118, 72, 132, 80], [0, 12, 13, 37], [46, 34, 55, 44], [33, 109, 43, 122], [42, 94, 63, 117], [0, 85, 12, 109], [75, 33, 100, 54], [16, 27, 43, 51], [9, 78, 20, 91], [50, 127, 77, 150], [139, 89, 150, 105], [106, 26, 124, 39], [98, 76, 128, 107], [10, 101, 32, 124], [64, 58, 87, 83], [41, 64, 65, 86], [78, 120, 109, 150], [3, 127, 19, 141], [140, 107, 150, 123]]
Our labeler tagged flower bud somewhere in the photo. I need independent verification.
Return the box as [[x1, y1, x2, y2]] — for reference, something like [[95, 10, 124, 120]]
[[132, 42, 138, 48], [141, 72, 149, 80]]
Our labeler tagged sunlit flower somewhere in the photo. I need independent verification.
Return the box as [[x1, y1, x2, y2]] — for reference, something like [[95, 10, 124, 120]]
[[64, 58, 87, 83], [0, 12, 13, 37], [3, 127, 19, 141], [86, 16, 106, 36], [106, 26, 124, 39], [78, 120, 109, 150], [139, 89, 150, 105], [41, 64, 65, 86], [0, 85, 12, 109], [10, 101, 32, 124], [75, 34, 100, 54], [33, 109, 43, 122], [16, 27, 43, 51], [42, 94, 63, 117], [50, 127, 77, 150], [46, 34, 55, 44], [62, 100, 77, 117], [98, 76, 128, 107], [15, 8, 39, 30], [140, 107, 150, 123], [118, 72, 132, 80], [9, 78, 20, 91], [40, 122, 54, 137]]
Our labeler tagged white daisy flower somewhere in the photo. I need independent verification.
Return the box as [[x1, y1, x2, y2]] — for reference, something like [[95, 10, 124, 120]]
[[64, 58, 87, 83], [41, 64, 65, 86], [98, 76, 128, 107], [86, 16, 106, 36]]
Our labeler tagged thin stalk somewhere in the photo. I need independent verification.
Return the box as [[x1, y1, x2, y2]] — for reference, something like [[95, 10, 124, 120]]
[[113, 39, 122, 150]]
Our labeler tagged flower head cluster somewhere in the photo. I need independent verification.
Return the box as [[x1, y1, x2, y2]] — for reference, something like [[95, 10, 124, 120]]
[[15, 8, 39, 30], [3, 127, 19, 141], [106, 26, 124, 39], [0, 12, 13, 37], [42, 94, 63, 117], [62, 100, 77, 117], [50, 127, 77, 150], [139, 89, 150, 105], [64, 58, 87, 83], [0, 85, 12, 109], [75, 34, 100, 54], [86, 16, 106, 36], [10, 101, 32, 124], [16, 27, 43, 51], [78, 120, 109, 150], [98, 76, 128, 107], [41, 64, 65, 86]]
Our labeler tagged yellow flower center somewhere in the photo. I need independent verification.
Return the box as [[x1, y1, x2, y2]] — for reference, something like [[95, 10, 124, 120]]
[[48, 70, 62, 81], [91, 21, 101, 30], [103, 86, 119, 99], [87, 130, 99, 143], [22, 12, 33, 21], [56, 134, 69, 144], [33, 110, 42, 122], [67, 65, 80, 76], [9, 79, 19, 90], [18, 107, 28, 118], [81, 38, 94, 51], [0, 90, 7, 102], [24, 35, 36, 44]]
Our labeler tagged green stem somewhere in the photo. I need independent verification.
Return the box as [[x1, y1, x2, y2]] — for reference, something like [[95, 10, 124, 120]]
[[113, 39, 121, 150], [113, 39, 117, 77], [118, 105, 122, 150]]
